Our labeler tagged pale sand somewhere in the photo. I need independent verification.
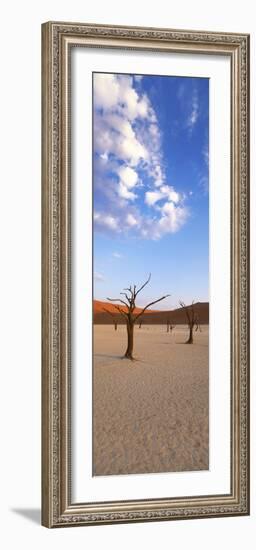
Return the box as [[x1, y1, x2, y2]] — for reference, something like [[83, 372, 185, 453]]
[[93, 324, 209, 476]]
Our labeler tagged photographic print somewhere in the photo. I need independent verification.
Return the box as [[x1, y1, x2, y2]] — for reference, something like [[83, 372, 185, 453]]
[[93, 72, 209, 476], [42, 22, 249, 527]]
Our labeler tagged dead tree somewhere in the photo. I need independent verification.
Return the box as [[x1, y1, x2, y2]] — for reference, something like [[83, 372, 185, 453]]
[[107, 274, 170, 360], [103, 307, 118, 331], [195, 315, 202, 333], [179, 300, 196, 344], [195, 315, 199, 332]]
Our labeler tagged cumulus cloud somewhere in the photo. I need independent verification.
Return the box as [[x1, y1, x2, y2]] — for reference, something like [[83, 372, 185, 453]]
[[94, 73, 150, 121], [118, 183, 137, 201], [93, 73, 189, 239], [118, 166, 138, 188], [156, 203, 188, 238], [94, 110, 148, 167], [117, 166, 139, 201], [126, 213, 138, 227], [145, 185, 180, 207], [144, 185, 188, 239], [94, 212, 119, 231], [145, 190, 164, 206]]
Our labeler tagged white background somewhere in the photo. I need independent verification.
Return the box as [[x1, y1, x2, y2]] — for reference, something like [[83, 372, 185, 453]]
[[0, 1, 255, 549]]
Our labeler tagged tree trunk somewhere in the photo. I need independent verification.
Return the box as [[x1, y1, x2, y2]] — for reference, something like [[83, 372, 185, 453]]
[[186, 325, 193, 344], [124, 321, 134, 359]]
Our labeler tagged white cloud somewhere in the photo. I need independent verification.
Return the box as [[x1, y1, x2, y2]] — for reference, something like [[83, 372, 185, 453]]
[[202, 144, 209, 166], [94, 74, 120, 110], [152, 164, 165, 187], [121, 81, 149, 121], [145, 185, 180, 207], [118, 183, 137, 201], [100, 152, 108, 161], [162, 202, 187, 230], [93, 73, 190, 240], [117, 166, 139, 202], [94, 111, 148, 167], [149, 124, 160, 138], [126, 213, 138, 227], [104, 216, 118, 230], [112, 252, 122, 259], [94, 73, 149, 121], [187, 89, 199, 131], [161, 185, 180, 204], [104, 113, 134, 139], [152, 203, 188, 239], [145, 190, 164, 206], [118, 166, 138, 189], [94, 212, 119, 231], [199, 175, 209, 194], [144, 185, 187, 239], [116, 136, 148, 166], [94, 271, 104, 282]]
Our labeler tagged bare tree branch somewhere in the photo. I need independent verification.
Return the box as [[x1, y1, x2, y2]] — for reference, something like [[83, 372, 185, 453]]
[[179, 300, 196, 324], [190, 302, 195, 324], [134, 273, 151, 298], [102, 307, 119, 330], [135, 294, 170, 321], [102, 307, 115, 318], [123, 285, 133, 295], [179, 300, 191, 324], [107, 297, 129, 309], [179, 300, 197, 344], [120, 292, 131, 306], [108, 303, 128, 319]]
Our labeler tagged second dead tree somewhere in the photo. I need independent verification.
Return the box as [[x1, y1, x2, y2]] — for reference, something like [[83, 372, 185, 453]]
[[167, 319, 175, 333], [179, 300, 197, 344], [195, 316, 202, 332]]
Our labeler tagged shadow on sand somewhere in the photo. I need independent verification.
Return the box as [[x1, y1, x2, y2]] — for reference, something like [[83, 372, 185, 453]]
[[94, 353, 124, 361], [94, 353, 144, 363]]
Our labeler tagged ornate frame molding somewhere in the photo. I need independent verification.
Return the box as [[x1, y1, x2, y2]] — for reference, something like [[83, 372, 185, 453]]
[[42, 21, 250, 527]]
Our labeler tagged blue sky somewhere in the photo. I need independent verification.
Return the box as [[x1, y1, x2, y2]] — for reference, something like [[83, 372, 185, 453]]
[[93, 73, 209, 309]]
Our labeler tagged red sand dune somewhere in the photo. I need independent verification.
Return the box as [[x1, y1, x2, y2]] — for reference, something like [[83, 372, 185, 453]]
[[94, 299, 157, 315], [94, 300, 209, 325]]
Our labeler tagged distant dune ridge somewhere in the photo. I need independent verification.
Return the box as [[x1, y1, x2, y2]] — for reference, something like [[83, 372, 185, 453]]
[[93, 300, 209, 325]]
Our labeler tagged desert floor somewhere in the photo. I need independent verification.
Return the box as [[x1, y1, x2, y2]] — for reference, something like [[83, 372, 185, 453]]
[[93, 324, 209, 476]]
